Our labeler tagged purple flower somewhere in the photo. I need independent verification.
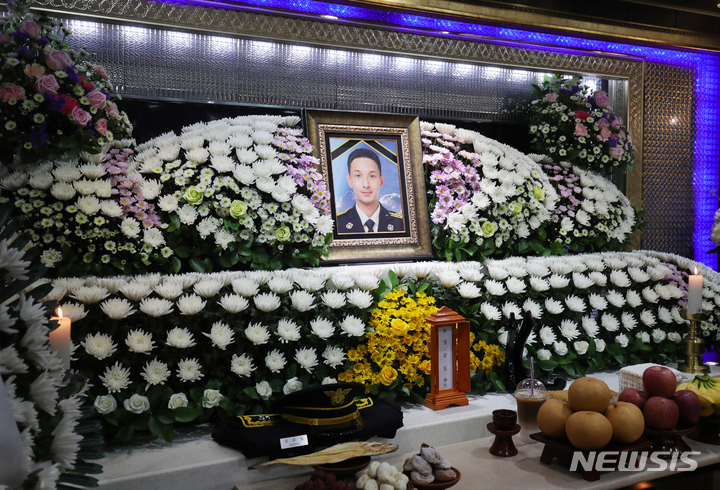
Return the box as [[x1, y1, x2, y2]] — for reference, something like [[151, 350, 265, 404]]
[[30, 122, 47, 148], [11, 30, 30, 40]]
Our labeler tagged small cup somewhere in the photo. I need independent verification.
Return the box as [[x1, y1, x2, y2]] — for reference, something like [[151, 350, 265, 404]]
[[492, 409, 517, 430]]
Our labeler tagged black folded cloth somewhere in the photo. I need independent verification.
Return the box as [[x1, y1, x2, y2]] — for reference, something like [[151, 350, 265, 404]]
[[211, 382, 404, 459]]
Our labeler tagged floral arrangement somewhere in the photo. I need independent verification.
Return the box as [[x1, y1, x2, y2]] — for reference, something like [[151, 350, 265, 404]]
[[340, 287, 439, 402], [528, 75, 635, 173], [529, 154, 639, 253], [0, 143, 165, 278], [0, 0, 133, 164], [46, 249, 720, 442], [421, 121, 559, 261], [134, 115, 333, 273], [0, 204, 102, 490]]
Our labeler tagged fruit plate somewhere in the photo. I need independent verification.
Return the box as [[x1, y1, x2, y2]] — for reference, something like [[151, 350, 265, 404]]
[[404, 468, 461, 490], [529, 432, 651, 482], [643, 425, 697, 458], [312, 456, 371, 477]]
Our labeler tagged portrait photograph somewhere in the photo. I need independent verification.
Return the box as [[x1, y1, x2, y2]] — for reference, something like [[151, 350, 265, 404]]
[[305, 110, 433, 263]]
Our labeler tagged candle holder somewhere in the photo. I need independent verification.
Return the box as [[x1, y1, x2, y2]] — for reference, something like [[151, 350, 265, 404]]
[[677, 309, 710, 374]]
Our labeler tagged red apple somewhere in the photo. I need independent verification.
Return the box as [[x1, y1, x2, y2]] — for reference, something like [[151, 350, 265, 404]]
[[673, 390, 701, 426], [643, 396, 680, 430], [618, 388, 649, 411], [642, 366, 677, 398]]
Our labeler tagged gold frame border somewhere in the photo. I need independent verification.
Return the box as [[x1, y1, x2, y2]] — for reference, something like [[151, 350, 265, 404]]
[[306, 111, 433, 262]]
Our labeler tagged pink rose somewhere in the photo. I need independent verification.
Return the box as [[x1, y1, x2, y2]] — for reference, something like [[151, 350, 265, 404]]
[[610, 117, 623, 130], [87, 89, 107, 109], [35, 75, 59, 95], [94, 65, 109, 81], [618, 130, 626, 140], [45, 49, 73, 71], [574, 123, 588, 137], [21, 20, 40, 38], [595, 95, 610, 108], [609, 147, 624, 160], [71, 106, 92, 127], [544, 93, 558, 103], [94, 118, 108, 136], [597, 118, 610, 129], [593, 90, 608, 99], [599, 127, 612, 141], [0, 33, 11, 44], [0, 83, 26, 102], [105, 103, 119, 119]]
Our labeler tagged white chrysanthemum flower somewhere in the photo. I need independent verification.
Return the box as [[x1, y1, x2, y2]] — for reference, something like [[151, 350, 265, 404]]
[[218, 294, 249, 313], [572, 273, 594, 289], [141, 358, 170, 386], [177, 358, 204, 382], [581, 316, 599, 337], [536, 348, 552, 361], [311, 318, 334, 339], [139, 297, 174, 317], [70, 286, 110, 304], [51, 411, 82, 470], [560, 319, 580, 340], [339, 315, 365, 337], [268, 277, 294, 294], [457, 282, 482, 299], [606, 289, 626, 307], [609, 270, 631, 288], [153, 282, 184, 300], [601, 313, 620, 332], [330, 274, 354, 290], [230, 353, 256, 377], [502, 302, 523, 320], [29, 371, 58, 415], [480, 302, 501, 321], [484, 279, 507, 296], [125, 329, 155, 354], [81, 332, 117, 360], [276, 318, 301, 343], [640, 309, 657, 327], [346, 289, 373, 309], [565, 295, 586, 313], [0, 346, 29, 374], [232, 278, 259, 297], [120, 217, 141, 238], [193, 279, 223, 298], [157, 194, 179, 212], [529, 276, 550, 292], [177, 204, 199, 225], [505, 277, 526, 294], [120, 282, 152, 301], [588, 293, 608, 311], [658, 306, 673, 324], [253, 292, 281, 312], [204, 322, 235, 350], [671, 307, 685, 324], [295, 347, 318, 372], [76, 195, 102, 215], [526, 262, 550, 277], [588, 271, 607, 287], [539, 325, 556, 345], [177, 294, 207, 315], [641, 286, 659, 304], [627, 267, 650, 283], [522, 299, 543, 319], [652, 328, 666, 343], [626, 290, 643, 308], [548, 274, 570, 289], [166, 327, 196, 348], [486, 265, 510, 281], [544, 298, 564, 315], [287, 290, 314, 312], [321, 291, 346, 309], [100, 362, 132, 393], [99, 298, 136, 320], [295, 274, 326, 292], [59, 302, 87, 321], [436, 270, 462, 288], [245, 323, 270, 345], [322, 346, 346, 368], [354, 274, 380, 291]]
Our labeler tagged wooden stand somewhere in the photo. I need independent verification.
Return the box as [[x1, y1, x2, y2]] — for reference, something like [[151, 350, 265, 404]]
[[643, 426, 696, 458], [424, 307, 470, 411], [487, 423, 520, 457], [530, 432, 651, 482]]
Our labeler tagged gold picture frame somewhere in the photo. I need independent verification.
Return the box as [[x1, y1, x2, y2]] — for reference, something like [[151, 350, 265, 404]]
[[305, 110, 432, 263]]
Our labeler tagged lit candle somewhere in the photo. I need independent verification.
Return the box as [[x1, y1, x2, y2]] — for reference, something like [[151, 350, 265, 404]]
[[688, 267, 703, 314], [49, 308, 71, 370]]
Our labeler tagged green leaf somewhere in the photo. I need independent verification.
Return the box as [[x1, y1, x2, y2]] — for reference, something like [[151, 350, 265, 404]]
[[115, 424, 134, 442], [156, 409, 175, 425], [539, 359, 558, 371], [243, 386, 259, 400], [173, 407, 201, 423], [149, 416, 173, 442], [52, 136, 80, 149], [189, 257, 207, 273], [388, 270, 398, 289], [606, 343, 622, 356], [58, 474, 99, 487], [175, 246, 191, 259]]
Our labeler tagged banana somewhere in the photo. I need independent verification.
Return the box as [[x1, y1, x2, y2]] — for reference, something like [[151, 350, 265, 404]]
[[684, 382, 717, 417], [677, 382, 690, 391]]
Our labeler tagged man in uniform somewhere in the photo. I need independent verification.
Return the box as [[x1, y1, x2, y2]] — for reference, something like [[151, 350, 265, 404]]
[[336, 147, 405, 234]]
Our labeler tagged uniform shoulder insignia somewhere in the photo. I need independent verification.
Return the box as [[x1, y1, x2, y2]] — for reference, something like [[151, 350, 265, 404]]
[[389, 211, 403, 219], [337, 208, 350, 216]]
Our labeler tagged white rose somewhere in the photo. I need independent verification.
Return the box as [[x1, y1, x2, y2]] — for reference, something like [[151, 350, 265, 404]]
[[283, 377, 303, 395], [322, 377, 337, 385], [94, 395, 117, 414], [536, 348, 552, 361], [573, 341, 589, 355], [651, 329, 667, 343], [594, 338, 606, 352], [615, 333, 629, 348], [256, 380, 272, 400], [553, 341, 568, 356], [636, 331, 650, 344], [168, 393, 188, 410], [124, 394, 150, 414], [202, 389, 224, 408]]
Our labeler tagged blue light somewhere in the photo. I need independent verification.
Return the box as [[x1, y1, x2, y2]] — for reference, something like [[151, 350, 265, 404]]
[[159, 0, 720, 267]]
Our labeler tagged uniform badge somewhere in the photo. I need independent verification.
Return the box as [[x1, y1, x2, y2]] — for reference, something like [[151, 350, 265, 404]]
[[346, 222, 353, 230], [387, 225, 394, 231], [325, 388, 352, 406]]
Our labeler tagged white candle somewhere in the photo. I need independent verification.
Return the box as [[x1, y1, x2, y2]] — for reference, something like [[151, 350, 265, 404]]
[[688, 267, 703, 314], [49, 308, 71, 370]]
